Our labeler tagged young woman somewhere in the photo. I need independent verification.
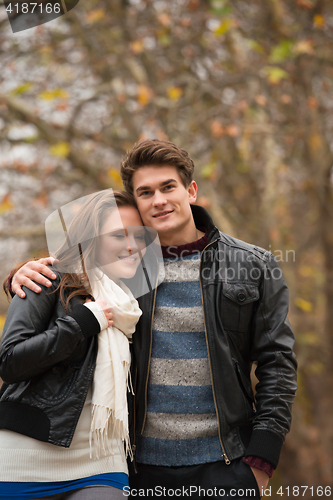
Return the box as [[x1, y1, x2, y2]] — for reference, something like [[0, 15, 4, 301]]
[[0, 190, 152, 500]]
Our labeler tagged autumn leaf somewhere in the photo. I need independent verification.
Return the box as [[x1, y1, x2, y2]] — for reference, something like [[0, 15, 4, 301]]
[[225, 125, 239, 137], [33, 191, 48, 208], [209, 0, 231, 17], [0, 315, 6, 334], [11, 83, 33, 95], [309, 133, 322, 152], [201, 161, 217, 180], [158, 33, 171, 47], [39, 89, 69, 101], [255, 95, 267, 106], [214, 18, 234, 36], [108, 168, 123, 188], [130, 41, 144, 54], [86, 9, 105, 23], [49, 142, 71, 158], [269, 40, 294, 63], [38, 45, 52, 55], [295, 297, 313, 312], [211, 121, 225, 138], [298, 265, 315, 278], [294, 40, 314, 55], [307, 362, 324, 375], [296, 0, 315, 9], [196, 196, 211, 209], [263, 67, 289, 84], [0, 194, 13, 214], [269, 229, 280, 242], [137, 85, 153, 106], [167, 87, 183, 102], [281, 94, 292, 104], [307, 96, 318, 109], [247, 40, 265, 54], [298, 332, 320, 346], [313, 14, 325, 29], [158, 13, 171, 27]]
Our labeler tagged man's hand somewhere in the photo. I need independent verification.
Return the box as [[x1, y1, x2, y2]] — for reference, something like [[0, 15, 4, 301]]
[[250, 466, 269, 495], [12, 257, 57, 298]]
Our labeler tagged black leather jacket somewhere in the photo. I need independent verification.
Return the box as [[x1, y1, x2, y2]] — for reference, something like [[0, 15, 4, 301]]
[[130, 205, 297, 470], [0, 276, 100, 447]]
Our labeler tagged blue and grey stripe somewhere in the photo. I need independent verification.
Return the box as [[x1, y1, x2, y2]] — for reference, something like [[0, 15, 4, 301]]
[[136, 253, 224, 467]]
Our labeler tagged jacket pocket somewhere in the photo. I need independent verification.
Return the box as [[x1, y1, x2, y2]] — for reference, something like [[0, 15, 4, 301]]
[[233, 359, 255, 405], [222, 283, 259, 333], [31, 365, 77, 406]]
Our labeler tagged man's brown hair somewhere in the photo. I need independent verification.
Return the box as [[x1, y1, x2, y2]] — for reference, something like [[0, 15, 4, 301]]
[[120, 139, 194, 195]]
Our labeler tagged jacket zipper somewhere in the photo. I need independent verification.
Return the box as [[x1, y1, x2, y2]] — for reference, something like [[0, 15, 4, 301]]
[[199, 239, 231, 465], [132, 366, 138, 473], [141, 280, 158, 434]]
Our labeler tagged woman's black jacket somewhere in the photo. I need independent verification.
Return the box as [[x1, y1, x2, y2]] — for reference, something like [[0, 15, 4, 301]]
[[0, 275, 100, 447]]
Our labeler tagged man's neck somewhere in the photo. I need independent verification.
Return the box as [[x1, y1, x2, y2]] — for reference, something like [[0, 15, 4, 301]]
[[159, 227, 205, 247]]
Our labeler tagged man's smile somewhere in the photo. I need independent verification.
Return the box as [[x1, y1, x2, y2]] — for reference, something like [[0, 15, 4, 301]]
[[152, 210, 174, 218]]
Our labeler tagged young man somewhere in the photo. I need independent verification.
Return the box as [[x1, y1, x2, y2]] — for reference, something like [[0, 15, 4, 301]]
[[9, 140, 297, 499]]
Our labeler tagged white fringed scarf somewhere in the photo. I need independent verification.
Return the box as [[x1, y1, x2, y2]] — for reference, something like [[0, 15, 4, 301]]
[[88, 272, 142, 460]]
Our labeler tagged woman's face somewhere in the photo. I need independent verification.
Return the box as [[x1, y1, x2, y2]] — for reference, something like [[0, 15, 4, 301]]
[[97, 205, 146, 282]]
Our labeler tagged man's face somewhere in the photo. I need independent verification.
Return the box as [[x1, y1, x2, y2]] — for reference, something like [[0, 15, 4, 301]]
[[132, 165, 197, 243]]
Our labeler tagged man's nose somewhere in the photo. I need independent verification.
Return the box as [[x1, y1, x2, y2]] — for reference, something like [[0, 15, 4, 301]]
[[152, 190, 167, 206]]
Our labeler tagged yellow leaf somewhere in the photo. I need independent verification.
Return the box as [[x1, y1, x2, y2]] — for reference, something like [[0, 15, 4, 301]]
[[298, 332, 320, 346], [11, 83, 33, 95], [294, 40, 314, 55], [247, 40, 265, 54], [298, 265, 315, 278], [295, 297, 313, 312], [49, 142, 70, 158], [86, 9, 105, 23], [313, 14, 325, 28], [108, 168, 123, 188], [263, 66, 289, 84], [137, 85, 153, 106], [0, 315, 6, 333], [201, 161, 217, 180], [0, 194, 13, 214], [39, 45, 52, 55], [39, 89, 69, 101], [214, 18, 234, 36], [167, 87, 183, 102], [309, 133, 322, 152], [307, 361, 324, 375], [130, 41, 144, 54]]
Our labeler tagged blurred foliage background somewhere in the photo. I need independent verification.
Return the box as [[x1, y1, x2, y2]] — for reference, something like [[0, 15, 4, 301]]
[[0, 0, 333, 493]]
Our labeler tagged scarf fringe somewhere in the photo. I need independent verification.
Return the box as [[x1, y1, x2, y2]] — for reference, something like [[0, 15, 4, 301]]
[[89, 404, 133, 462], [89, 361, 134, 461]]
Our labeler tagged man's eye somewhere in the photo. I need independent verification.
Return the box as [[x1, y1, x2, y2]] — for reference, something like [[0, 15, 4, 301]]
[[164, 185, 174, 191], [140, 191, 150, 196]]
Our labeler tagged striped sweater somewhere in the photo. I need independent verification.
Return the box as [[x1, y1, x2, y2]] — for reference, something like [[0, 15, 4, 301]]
[[136, 242, 224, 466]]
